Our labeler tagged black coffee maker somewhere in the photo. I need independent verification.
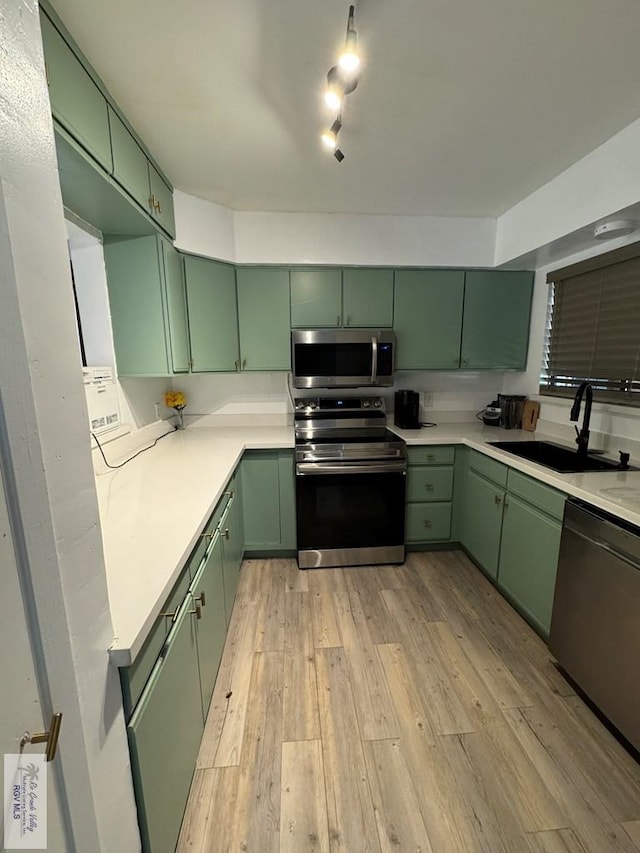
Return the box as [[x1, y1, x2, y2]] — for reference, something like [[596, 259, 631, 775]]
[[394, 390, 420, 429]]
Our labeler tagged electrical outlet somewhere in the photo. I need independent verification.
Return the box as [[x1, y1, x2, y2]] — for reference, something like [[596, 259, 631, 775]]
[[154, 402, 160, 420], [423, 393, 434, 408]]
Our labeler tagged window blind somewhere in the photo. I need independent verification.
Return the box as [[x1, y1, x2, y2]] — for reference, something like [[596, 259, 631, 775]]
[[540, 248, 640, 405]]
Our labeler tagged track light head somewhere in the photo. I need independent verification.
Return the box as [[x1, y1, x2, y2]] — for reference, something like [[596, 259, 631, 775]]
[[334, 148, 345, 163]]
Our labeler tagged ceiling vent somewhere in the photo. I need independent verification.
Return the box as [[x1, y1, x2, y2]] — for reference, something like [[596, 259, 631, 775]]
[[593, 219, 637, 240]]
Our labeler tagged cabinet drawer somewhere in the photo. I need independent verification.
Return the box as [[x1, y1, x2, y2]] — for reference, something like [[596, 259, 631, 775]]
[[407, 466, 454, 502], [406, 502, 452, 542], [407, 446, 455, 466], [122, 567, 191, 716], [506, 470, 566, 521], [468, 449, 508, 487]]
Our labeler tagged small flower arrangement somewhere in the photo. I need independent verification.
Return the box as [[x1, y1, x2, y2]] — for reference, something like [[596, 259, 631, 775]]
[[165, 391, 187, 429]]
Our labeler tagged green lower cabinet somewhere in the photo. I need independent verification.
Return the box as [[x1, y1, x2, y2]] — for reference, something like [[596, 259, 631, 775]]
[[241, 450, 296, 552], [128, 599, 204, 853], [220, 492, 243, 623], [462, 468, 505, 578], [406, 502, 452, 542], [190, 536, 227, 720], [497, 494, 563, 637]]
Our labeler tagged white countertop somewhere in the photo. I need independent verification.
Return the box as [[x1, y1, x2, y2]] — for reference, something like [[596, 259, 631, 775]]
[[98, 420, 640, 666]]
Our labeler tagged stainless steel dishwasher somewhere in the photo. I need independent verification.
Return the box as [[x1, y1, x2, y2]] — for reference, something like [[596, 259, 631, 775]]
[[550, 498, 640, 752]]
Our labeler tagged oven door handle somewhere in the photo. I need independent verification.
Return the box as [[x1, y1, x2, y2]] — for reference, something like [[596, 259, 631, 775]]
[[371, 335, 378, 384], [296, 461, 406, 476]]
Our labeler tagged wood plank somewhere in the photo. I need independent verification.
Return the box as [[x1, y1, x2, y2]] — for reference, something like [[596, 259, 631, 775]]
[[622, 822, 640, 848], [333, 588, 399, 741], [176, 766, 239, 852], [437, 731, 531, 852], [284, 557, 309, 592], [231, 650, 283, 852], [376, 643, 475, 853], [197, 592, 257, 768], [280, 740, 330, 853], [308, 569, 346, 648], [380, 589, 475, 735], [283, 592, 320, 741], [526, 828, 588, 853], [363, 739, 435, 853], [503, 707, 638, 853], [522, 695, 640, 824], [254, 574, 286, 651], [343, 568, 403, 645], [315, 647, 381, 852]]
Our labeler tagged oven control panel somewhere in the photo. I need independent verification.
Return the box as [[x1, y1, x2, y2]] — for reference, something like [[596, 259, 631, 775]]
[[294, 396, 385, 414]]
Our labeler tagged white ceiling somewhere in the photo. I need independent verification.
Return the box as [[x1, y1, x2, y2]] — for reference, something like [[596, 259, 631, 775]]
[[50, 0, 640, 217]]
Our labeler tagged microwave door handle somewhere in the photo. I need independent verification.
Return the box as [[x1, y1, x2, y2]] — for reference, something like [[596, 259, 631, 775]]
[[371, 335, 378, 383]]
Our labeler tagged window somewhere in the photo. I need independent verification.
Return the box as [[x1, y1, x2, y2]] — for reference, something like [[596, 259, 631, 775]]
[[540, 243, 640, 406]]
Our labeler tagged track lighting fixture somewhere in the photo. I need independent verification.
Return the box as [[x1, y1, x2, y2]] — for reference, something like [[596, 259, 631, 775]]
[[320, 5, 361, 163]]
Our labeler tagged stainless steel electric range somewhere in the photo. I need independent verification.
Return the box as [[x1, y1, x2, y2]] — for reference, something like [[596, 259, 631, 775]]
[[294, 396, 407, 569]]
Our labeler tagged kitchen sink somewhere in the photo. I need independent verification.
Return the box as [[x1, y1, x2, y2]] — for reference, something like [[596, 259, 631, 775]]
[[488, 440, 637, 474]]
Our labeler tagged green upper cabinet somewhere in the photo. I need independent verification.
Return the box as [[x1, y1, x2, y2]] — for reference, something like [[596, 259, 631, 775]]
[[393, 270, 465, 369], [342, 269, 394, 327], [236, 267, 291, 370], [149, 164, 176, 238], [104, 235, 186, 377], [184, 256, 239, 372], [40, 12, 112, 172], [108, 107, 150, 210], [290, 269, 342, 327], [161, 240, 190, 373], [460, 271, 534, 369]]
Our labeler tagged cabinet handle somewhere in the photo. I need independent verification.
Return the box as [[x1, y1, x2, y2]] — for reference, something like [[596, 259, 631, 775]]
[[423, 518, 432, 528], [452, 356, 459, 366], [242, 359, 247, 369], [155, 199, 162, 213], [224, 490, 235, 499], [200, 532, 214, 541], [189, 358, 194, 370], [425, 483, 434, 491], [494, 494, 502, 505], [159, 605, 179, 622], [21, 712, 63, 762], [223, 528, 230, 540], [336, 315, 340, 326], [235, 359, 240, 371], [346, 315, 351, 325], [426, 454, 435, 462], [504, 498, 509, 510], [148, 194, 156, 212], [189, 602, 202, 620], [194, 592, 206, 608]]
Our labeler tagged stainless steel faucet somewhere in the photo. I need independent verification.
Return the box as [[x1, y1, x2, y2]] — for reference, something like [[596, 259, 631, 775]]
[[569, 382, 593, 457]]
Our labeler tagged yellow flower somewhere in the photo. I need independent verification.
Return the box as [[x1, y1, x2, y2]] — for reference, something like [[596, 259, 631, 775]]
[[165, 391, 186, 410]]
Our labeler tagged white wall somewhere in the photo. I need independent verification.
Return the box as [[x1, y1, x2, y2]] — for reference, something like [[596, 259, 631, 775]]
[[0, 3, 139, 849], [495, 117, 640, 266], [174, 190, 236, 260]]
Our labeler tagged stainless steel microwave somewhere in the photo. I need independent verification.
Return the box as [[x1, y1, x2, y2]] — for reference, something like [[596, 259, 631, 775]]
[[291, 329, 395, 389]]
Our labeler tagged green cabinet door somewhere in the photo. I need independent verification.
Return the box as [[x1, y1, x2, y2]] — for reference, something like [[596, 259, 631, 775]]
[[161, 239, 190, 373], [462, 469, 505, 579], [184, 256, 239, 372], [241, 450, 295, 551], [342, 269, 394, 327], [190, 536, 227, 720], [148, 163, 176, 238], [290, 269, 342, 327], [108, 106, 151, 211], [393, 270, 465, 369], [498, 494, 563, 637], [128, 599, 204, 853], [104, 235, 171, 376], [40, 12, 112, 172], [236, 267, 291, 370], [461, 271, 534, 369], [220, 494, 242, 624]]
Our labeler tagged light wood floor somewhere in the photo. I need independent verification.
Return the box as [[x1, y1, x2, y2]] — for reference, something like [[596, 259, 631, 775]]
[[177, 551, 640, 853]]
